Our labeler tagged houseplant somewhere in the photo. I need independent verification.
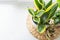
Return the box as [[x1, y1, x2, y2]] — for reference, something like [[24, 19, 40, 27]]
[[26, 0, 60, 40]]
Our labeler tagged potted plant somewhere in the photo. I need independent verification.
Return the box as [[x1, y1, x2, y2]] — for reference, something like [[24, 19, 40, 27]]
[[26, 0, 60, 40]]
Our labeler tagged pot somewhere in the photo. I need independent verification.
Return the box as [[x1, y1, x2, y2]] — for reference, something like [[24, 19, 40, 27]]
[[26, 14, 60, 40]]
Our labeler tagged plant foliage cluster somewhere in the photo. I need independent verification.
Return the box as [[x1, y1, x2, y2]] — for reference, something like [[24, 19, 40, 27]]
[[28, 0, 60, 34]]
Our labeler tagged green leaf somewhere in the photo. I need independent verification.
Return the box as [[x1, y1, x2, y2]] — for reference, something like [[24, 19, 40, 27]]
[[45, 0, 52, 9], [55, 10, 60, 16], [39, 0, 46, 10], [37, 25, 46, 34], [45, 3, 58, 22], [40, 13, 49, 24], [33, 16, 40, 24], [28, 8, 35, 16], [43, 2, 54, 21], [57, 0, 60, 7], [34, 0, 42, 10], [39, 0, 44, 3], [36, 10, 45, 17], [52, 10, 60, 19], [48, 3, 58, 18], [45, 3, 56, 12], [34, 10, 38, 15], [52, 11, 60, 24], [54, 18, 60, 24]]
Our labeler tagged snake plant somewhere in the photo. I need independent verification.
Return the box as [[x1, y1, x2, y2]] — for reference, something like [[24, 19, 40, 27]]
[[28, 0, 60, 34]]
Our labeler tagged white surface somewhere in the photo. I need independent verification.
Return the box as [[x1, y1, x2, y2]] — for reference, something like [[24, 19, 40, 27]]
[[0, 3, 37, 40]]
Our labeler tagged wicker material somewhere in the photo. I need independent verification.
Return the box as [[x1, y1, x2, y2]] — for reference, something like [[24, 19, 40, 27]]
[[26, 14, 60, 40]]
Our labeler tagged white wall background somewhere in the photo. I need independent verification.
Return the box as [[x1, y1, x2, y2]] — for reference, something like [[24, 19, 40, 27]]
[[0, 0, 56, 2]]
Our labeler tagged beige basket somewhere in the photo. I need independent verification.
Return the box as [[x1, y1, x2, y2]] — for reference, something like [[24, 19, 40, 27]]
[[26, 14, 60, 40]]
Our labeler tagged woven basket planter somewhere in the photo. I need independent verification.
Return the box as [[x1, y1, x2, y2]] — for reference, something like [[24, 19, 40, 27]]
[[26, 14, 60, 40]]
